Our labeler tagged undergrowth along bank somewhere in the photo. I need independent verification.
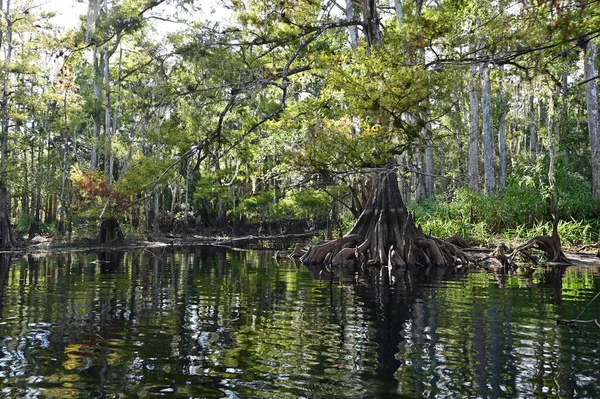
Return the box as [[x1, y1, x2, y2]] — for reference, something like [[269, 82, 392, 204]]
[[407, 186, 599, 249]]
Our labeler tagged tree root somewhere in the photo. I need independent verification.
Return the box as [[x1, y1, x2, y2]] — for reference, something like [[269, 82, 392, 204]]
[[508, 232, 569, 264], [476, 244, 516, 271], [299, 170, 471, 270]]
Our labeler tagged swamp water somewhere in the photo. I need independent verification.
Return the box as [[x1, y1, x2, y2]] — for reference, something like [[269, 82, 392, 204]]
[[0, 247, 598, 398]]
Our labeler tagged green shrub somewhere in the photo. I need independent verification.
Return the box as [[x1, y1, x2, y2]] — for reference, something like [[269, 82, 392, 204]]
[[14, 214, 30, 234]]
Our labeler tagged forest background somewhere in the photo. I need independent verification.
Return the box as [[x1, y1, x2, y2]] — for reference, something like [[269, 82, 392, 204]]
[[0, 0, 599, 250]]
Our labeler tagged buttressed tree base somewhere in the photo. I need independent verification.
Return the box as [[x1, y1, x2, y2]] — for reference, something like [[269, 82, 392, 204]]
[[300, 170, 470, 269]]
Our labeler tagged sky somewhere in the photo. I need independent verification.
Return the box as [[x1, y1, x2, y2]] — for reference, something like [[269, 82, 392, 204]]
[[41, 0, 88, 30], [39, 0, 232, 33]]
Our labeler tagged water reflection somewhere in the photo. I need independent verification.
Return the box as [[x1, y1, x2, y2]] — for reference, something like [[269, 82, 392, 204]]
[[0, 247, 598, 398]]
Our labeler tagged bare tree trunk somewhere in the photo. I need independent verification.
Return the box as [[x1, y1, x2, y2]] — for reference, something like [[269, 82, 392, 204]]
[[346, 0, 358, 49], [153, 185, 160, 234], [415, 149, 426, 200], [0, 0, 16, 247], [440, 152, 447, 193], [91, 49, 101, 170], [110, 48, 123, 182], [583, 40, 600, 208], [21, 148, 28, 216], [170, 184, 177, 227], [104, 46, 112, 180], [425, 135, 434, 198], [497, 67, 507, 191], [87, 0, 101, 170], [481, 64, 495, 194], [214, 154, 227, 227], [394, 0, 403, 26], [529, 94, 538, 164], [468, 60, 480, 191], [362, 0, 382, 53], [403, 155, 412, 204], [548, 91, 558, 214], [184, 162, 189, 227]]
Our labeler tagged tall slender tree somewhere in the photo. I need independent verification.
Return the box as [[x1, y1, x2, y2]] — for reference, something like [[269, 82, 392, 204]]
[[481, 63, 495, 194], [582, 40, 600, 210]]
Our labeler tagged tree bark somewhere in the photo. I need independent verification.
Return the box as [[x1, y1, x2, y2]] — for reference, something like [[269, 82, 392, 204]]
[[0, 0, 16, 248], [529, 94, 538, 165], [415, 148, 426, 200], [497, 66, 507, 191], [301, 170, 469, 269], [362, 0, 382, 53], [98, 217, 124, 244], [481, 64, 495, 194], [425, 136, 434, 198], [91, 49, 101, 171], [346, 0, 358, 49], [548, 91, 558, 214], [468, 56, 480, 191], [394, 0, 403, 26], [583, 40, 600, 209]]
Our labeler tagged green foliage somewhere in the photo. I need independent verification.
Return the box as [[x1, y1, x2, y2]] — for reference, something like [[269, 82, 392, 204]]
[[275, 189, 331, 220], [14, 214, 31, 234], [409, 180, 599, 247]]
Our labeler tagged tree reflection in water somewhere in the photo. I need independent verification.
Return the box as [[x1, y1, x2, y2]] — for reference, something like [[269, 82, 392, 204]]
[[0, 247, 597, 397]]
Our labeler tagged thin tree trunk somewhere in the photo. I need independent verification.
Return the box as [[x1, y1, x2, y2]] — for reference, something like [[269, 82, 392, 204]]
[[394, 0, 403, 26], [481, 64, 495, 194], [59, 143, 68, 234], [91, 49, 101, 170], [425, 136, 434, 198], [104, 47, 111, 180], [153, 186, 160, 234], [22, 148, 28, 216], [497, 67, 507, 191], [111, 48, 123, 182], [529, 94, 538, 164], [548, 91, 558, 214], [0, 0, 16, 247], [87, 0, 100, 170], [415, 149, 426, 200], [214, 154, 227, 227], [346, 0, 358, 49], [468, 60, 480, 191], [184, 162, 189, 227], [362, 0, 382, 53], [583, 40, 600, 208]]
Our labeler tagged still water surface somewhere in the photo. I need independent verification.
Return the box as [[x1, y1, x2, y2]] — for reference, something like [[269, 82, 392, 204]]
[[0, 247, 598, 398]]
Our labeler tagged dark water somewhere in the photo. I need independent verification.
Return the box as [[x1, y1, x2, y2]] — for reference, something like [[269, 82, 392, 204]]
[[0, 247, 599, 398]]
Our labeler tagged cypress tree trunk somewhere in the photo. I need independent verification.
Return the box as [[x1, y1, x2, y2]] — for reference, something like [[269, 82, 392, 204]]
[[481, 64, 495, 194], [98, 217, 124, 244], [301, 170, 469, 269], [583, 40, 600, 210], [346, 0, 358, 49], [0, 0, 16, 248], [529, 94, 538, 164], [497, 67, 507, 191], [0, 183, 15, 248], [468, 56, 480, 191]]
